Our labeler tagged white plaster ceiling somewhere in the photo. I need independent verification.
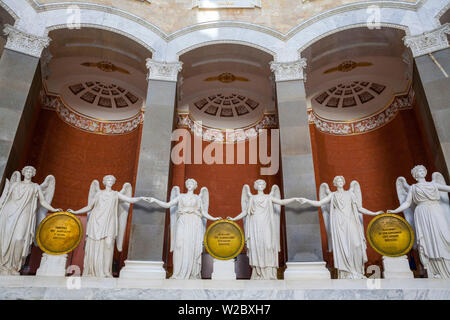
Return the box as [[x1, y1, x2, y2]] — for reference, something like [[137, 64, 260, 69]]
[[46, 56, 146, 121], [179, 43, 275, 129], [304, 27, 410, 121], [306, 56, 409, 121], [302, 27, 407, 74], [47, 28, 151, 74], [44, 28, 150, 121]]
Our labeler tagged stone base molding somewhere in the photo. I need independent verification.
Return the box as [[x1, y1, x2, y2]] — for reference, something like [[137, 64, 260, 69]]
[[284, 261, 331, 280], [119, 260, 167, 279], [382, 256, 415, 279]]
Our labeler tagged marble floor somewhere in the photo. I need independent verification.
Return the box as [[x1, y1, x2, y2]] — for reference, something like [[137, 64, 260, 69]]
[[0, 276, 449, 300]]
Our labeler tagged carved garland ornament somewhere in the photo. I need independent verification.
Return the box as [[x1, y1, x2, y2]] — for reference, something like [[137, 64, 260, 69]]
[[39, 90, 144, 135], [308, 86, 415, 136], [177, 113, 278, 143]]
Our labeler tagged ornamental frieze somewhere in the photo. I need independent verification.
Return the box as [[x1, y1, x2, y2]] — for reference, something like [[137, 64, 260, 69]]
[[177, 113, 278, 142], [308, 86, 415, 136], [39, 90, 144, 135]]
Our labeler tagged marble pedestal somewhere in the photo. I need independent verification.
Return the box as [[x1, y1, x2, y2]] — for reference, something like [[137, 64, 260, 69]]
[[36, 253, 67, 277], [211, 259, 236, 280], [284, 261, 331, 280], [119, 260, 166, 279], [383, 256, 414, 279]]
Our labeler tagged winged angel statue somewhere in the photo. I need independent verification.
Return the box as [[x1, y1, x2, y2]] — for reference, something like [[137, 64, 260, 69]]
[[0, 166, 61, 275], [227, 179, 298, 280], [68, 175, 146, 277], [298, 176, 383, 279], [146, 178, 220, 279], [388, 165, 450, 278]]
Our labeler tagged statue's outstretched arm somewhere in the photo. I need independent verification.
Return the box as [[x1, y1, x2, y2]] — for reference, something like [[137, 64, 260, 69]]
[[117, 193, 146, 204], [149, 197, 178, 209], [37, 187, 61, 212], [357, 205, 384, 216], [300, 193, 332, 207], [436, 183, 450, 193], [271, 197, 297, 206], [387, 190, 413, 214], [228, 210, 247, 221], [200, 202, 220, 221]]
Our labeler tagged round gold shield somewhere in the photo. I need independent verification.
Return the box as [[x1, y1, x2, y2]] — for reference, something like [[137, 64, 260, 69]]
[[366, 213, 414, 257], [36, 211, 83, 255], [204, 220, 245, 260]]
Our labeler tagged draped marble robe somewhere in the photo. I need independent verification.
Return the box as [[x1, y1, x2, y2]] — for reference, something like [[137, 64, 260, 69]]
[[329, 191, 367, 279], [411, 182, 450, 278], [245, 194, 279, 280], [83, 190, 120, 277], [171, 194, 205, 279], [0, 182, 39, 275]]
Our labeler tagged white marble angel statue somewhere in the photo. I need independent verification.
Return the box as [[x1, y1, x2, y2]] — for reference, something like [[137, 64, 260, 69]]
[[145, 179, 220, 279], [0, 166, 61, 275], [297, 176, 383, 279], [388, 165, 450, 278], [227, 179, 298, 280], [68, 175, 146, 278]]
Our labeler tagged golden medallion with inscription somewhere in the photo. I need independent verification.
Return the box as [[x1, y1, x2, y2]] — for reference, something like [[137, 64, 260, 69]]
[[36, 211, 83, 255], [204, 220, 245, 260], [366, 213, 414, 257]]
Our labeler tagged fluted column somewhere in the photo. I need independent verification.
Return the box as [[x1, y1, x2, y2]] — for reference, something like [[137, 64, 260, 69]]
[[120, 59, 183, 279], [270, 59, 329, 279], [404, 23, 450, 179], [0, 24, 50, 186]]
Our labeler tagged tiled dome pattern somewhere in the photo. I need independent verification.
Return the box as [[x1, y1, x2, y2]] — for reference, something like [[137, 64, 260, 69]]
[[193, 93, 260, 117], [68, 81, 140, 109], [314, 81, 386, 108]]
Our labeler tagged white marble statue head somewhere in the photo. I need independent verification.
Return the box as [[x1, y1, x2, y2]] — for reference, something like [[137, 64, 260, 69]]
[[21, 166, 36, 179], [411, 165, 427, 180], [185, 178, 198, 191], [102, 175, 116, 187], [254, 179, 267, 191], [333, 176, 346, 188]]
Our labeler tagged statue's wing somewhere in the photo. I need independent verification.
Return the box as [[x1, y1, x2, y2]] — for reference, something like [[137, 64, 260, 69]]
[[432, 172, 450, 225], [10, 171, 21, 184], [34, 175, 56, 245], [0, 179, 11, 212], [395, 176, 416, 247], [3, 171, 21, 211], [350, 180, 365, 235], [116, 182, 132, 252], [270, 185, 282, 253], [169, 186, 180, 252], [199, 187, 209, 231], [87, 180, 100, 226], [319, 183, 333, 252], [241, 185, 251, 243], [350, 180, 362, 208], [241, 184, 251, 213]]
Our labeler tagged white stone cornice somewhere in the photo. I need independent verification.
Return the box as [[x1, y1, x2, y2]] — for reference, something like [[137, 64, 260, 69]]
[[3, 25, 50, 58], [145, 59, 183, 82], [269, 59, 307, 82], [403, 23, 450, 58]]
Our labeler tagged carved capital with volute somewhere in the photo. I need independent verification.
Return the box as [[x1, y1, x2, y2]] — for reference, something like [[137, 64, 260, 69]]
[[146, 58, 183, 82], [3, 25, 51, 58], [269, 58, 307, 82], [403, 23, 450, 57]]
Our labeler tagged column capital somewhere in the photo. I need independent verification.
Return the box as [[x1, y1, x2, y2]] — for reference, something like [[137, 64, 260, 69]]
[[269, 58, 307, 82], [403, 23, 450, 58], [3, 25, 51, 58], [145, 58, 183, 82]]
